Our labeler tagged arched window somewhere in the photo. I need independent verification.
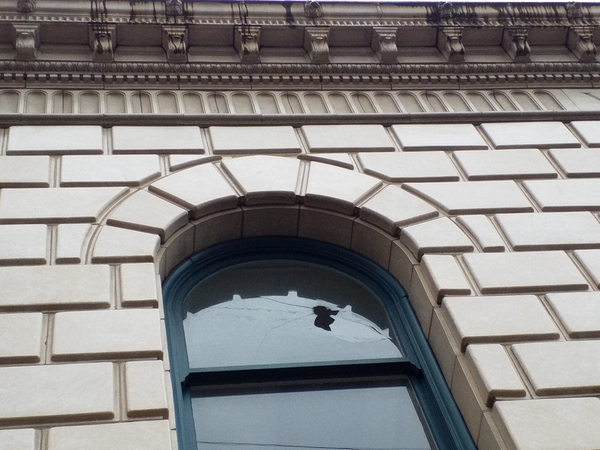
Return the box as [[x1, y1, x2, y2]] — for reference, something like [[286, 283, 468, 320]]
[[164, 237, 475, 450]]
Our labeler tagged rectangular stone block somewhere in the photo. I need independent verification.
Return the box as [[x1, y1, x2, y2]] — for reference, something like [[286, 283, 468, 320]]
[[513, 340, 600, 396], [522, 179, 600, 212], [61, 155, 161, 187], [359, 152, 460, 183], [52, 309, 163, 361], [56, 224, 90, 264], [7, 126, 103, 155], [549, 149, 600, 178], [92, 225, 161, 264], [0, 187, 127, 224], [0, 428, 37, 450], [421, 254, 472, 303], [0, 156, 50, 188], [391, 124, 488, 151], [0, 312, 44, 363], [443, 295, 560, 350], [48, 420, 172, 450], [112, 126, 204, 154], [210, 126, 301, 154], [301, 125, 395, 153], [121, 263, 159, 308], [400, 217, 474, 260], [463, 251, 589, 294], [0, 224, 47, 265], [570, 120, 600, 147], [574, 249, 600, 288], [456, 215, 505, 252], [298, 206, 355, 249], [0, 362, 114, 425], [546, 292, 600, 339], [0, 265, 111, 311], [125, 360, 169, 418], [480, 122, 581, 149]]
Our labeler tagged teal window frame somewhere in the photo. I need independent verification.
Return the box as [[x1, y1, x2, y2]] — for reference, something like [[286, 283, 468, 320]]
[[163, 236, 476, 450]]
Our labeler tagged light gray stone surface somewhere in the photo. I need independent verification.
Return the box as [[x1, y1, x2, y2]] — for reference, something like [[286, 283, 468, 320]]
[[0, 429, 36, 450], [390, 124, 488, 151], [92, 226, 160, 263], [421, 254, 472, 302], [359, 151, 460, 182], [55, 224, 90, 264], [570, 121, 600, 147], [0, 156, 50, 187], [168, 155, 221, 171], [210, 126, 301, 154], [480, 122, 581, 149], [546, 292, 600, 338], [121, 263, 159, 308], [523, 179, 600, 211], [0, 313, 44, 363], [453, 149, 558, 180], [297, 153, 354, 170], [61, 155, 161, 187], [548, 149, 600, 177], [400, 217, 474, 260], [0, 224, 47, 265], [456, 215, 505, 252], [574, 249, 600, 288], [7, 126, 103, 155], [125, 360, 169, 418], [301, 125, 395, 152], [113, 126, 204, 154]]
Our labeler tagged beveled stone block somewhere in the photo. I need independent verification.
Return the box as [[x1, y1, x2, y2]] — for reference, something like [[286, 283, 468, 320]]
[[549, 149, 600, 178], [400, 217, 474, 260], [7, 126, 103, 155], [210, 126, 301, 154], [391, 124, 488, 151], [359, 151, 460, 182], [0, 312, 44, 363], [0, 156, 50, 187], [421, 254, 472, 303], [546, 292, 600, 338], [113, 126, 204, 154], [0, 224, 47, 265], [523, 179, 600, 212], [61, 155, 161, 187], [570, 121, 600, 147], [480, 122, 581, 149], [0, 428, 36, 450], [92, 226, 160, 263], [456, 215, 505, 252], [302, 125, 395, 153], [125, 360, 169, 418], [574, 249, 600, 288]]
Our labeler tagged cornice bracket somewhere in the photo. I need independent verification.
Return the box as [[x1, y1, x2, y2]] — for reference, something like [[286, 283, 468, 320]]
[[17, 0, 35, 14], [567, 26, 597, 62], [371, 27, 398, 64], [304, 1, 323, 19], [437, 27, 464, 63], [162, 25, 188, 64], [235, 26, 261, 64], [304, 27, 329, 64], [89, 24, 116, 62], [502, 27, 531, 63], [13, 23, 39, 60]]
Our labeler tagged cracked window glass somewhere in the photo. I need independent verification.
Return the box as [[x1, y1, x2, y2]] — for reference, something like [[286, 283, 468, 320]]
[[183, 260, 403, 369]]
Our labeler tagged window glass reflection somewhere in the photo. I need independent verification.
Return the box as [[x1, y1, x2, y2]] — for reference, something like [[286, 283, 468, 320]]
[[183, 260, 402, 369]]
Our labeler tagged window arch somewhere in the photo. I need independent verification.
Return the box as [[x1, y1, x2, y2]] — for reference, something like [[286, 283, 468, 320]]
[[164, 237, 475, 450]]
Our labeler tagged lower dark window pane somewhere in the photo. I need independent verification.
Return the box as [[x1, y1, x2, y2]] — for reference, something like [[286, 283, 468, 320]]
[[192, 385, 433, 450]]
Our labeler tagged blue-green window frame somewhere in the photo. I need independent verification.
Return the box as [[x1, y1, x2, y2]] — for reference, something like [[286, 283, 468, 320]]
[[163, 236, 476, 450]]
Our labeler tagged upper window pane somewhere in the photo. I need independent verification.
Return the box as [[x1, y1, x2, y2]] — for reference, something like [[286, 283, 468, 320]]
[[183, 260, 402, 369]]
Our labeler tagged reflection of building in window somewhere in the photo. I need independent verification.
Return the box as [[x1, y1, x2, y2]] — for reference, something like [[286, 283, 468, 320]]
[[164, 237, 476, 450]]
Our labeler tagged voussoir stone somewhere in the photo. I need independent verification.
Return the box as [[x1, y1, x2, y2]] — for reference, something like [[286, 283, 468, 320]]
[[390, 124, 488, 151], [480, 122, 581, 149], [221, 156, 300, 205], [61, 155, 161, 187], [0, 187, 127, 224], [456, 215, 505, 252], [421, 254, 472, 303], [149, 163, 238, 219], [358, 151, 460, 182], [400, 217, 474, 260], [92, 225, 160, 264], [301, 124, 395, 152], [0, 156, 50, 187], [112, 126, 204, 154], [403, 181, 534, 215], [107, 190, 189, 242], [7, 126, 103, 155], [209, 126, 301, 154]]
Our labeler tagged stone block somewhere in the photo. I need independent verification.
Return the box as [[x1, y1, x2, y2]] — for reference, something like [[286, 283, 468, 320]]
[[7, 126, 103, 155], [149, 163, 238, 219], [429, 309, 460, 385], [456, 215, 505, 252], [56, 224, 90, 264], [168, 155, 221, 171], [451, 357, 486, 442], [570, 121, 600, 147], [125, 360, 169, 418], [298, 206, 355, 249], [0, 187, 127, 224], [359, 185, 439, 236], [0, 362, 114, 424], [301, 125, 395, 152], [390, 124, 488, 151], [242, 205, 300, 238], [513, 340, 600, 395], [453, 149, 558, 181], [493, 398, 600, 450], [403, 181, 534, 215], [107, 190, 189, 242], [297, 153, 354, 170], [0, 224, 47, 265], [113, 126, 204, 154], [61, 155, 161, 187], [209, 126, 301, 154], [121, 263, 159, 308], [0, 312, 44, 363], [465, 344, 526, 405], [388, 241, 417, 290], [463, 251, 589, 294], [359, 151, 460, 182], [0, 264, 111, 311], [400, 217, 474, 260], [47, 420, 172, 450], [305, 162, 382, 215], [221, 156, 299, 205], [408, 267, 438, 333], [0, 428, 36, 450], [574, 249, 600, 288], [477, 412, 509, 450], [421, 254, 472, 303], [443, 295, 560, 350], [164, 224, 195, 276], [480, 122, 581, 149], [522, 179, 600, 212], [0, 156, 50, 187], [548, 149, 600, 178], [546, 292, 600, 338], [92, 225, 160, 263], [193, 209, 243, 253], [52, 309, 162, 361], [350, 219, 395, 269], [496, 211, 600, 251]]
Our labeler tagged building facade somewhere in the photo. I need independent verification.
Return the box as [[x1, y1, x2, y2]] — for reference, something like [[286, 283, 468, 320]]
[[2, 1, 600, 449]]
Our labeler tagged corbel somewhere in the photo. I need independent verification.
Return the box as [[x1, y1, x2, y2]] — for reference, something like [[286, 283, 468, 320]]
[[89, 24, 116, 62], [371, 27, 398, 64], [436, 27, 464, 63], [17, 0, 35, 13], [162, 25, 188, 63], [234, 26, 261, 64], [304, 27, 329, 64], [567, 26, 597, 62], [502, 27, 531, 62], [13, 23, 39, 60]]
